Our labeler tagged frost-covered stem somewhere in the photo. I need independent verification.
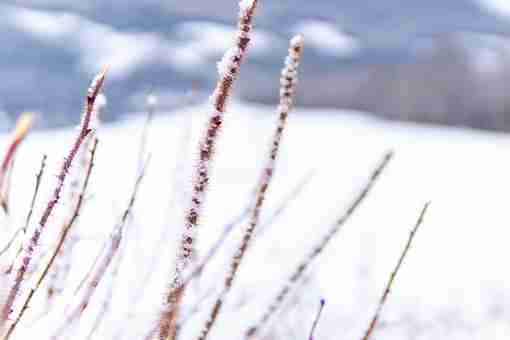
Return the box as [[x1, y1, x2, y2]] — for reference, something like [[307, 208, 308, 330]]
[[0, 68, 107, 327], [51, 156, 149, 340], [308, 299, 325, 340], [84, 252, 122, 340], [51, 229, 122, 340], [197, 34, 304, 340], [361, 202, 430, 340], [0, 113, 34, 215], [157, 2, 259, 339], [245, 151, 394, 338], [185, 206, 249, 286], [2, 155, 47, 276], [2, 140, 99, 340], [48, 94, 104, 305], [257, 169, 314, 238], [23, 155, 47, 235], [47, 123, 99, 305], [138, 92, 157, 172], [0, 156, 46, 262]]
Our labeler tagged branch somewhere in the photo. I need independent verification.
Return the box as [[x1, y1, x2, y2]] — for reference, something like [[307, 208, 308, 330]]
[[1, 139, 99, 340], [360, 202, 430, 340], [0, 155, 46, 261], [0, 113, 35, 215], [309, 298, 325, 340], [51, 155, 150, 340], [245, 150, 394, 338], [157, 2, 259, 339], [197, 34, 304, 340], [0, 67, 107, 328]]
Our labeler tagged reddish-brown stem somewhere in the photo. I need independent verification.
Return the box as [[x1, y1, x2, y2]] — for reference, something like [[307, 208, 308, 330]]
[[197, 34, 304, 340], [0, 68, 107, 328], [245, 151, 394, 338], [360, 202, 430, 340], [157, 2, 259, 340], [2, 139, 99, 340]]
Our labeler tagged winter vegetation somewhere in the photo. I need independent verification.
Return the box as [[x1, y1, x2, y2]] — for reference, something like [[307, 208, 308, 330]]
[[3, 0, 508, 340]]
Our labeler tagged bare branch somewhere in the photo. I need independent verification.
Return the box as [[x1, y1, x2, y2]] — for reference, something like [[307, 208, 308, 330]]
[[157, 2, 259, 339], [360, 202, 430, 340], [198, 34, 304, 340], [309, 298, 325, 340], [245, 150, 394, 338]]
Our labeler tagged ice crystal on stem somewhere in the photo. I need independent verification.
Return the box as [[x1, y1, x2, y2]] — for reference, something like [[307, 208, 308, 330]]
[[156, 2, 259, 340], [0, 67, 108, 331], [197, 35, 304, 340], [245, 151, 394, 338]]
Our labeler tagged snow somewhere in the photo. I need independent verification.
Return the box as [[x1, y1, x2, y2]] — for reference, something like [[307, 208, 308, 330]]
[[239, 0, 255, 12], [2, 102, 510, 339]]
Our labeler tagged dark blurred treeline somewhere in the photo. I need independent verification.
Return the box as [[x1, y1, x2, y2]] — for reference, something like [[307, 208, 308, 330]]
[[287, 35, 510, 131]]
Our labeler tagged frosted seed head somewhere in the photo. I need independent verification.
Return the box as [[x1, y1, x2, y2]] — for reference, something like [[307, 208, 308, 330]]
[[239, 0, 255, 11], [146, 93, 158, 109]]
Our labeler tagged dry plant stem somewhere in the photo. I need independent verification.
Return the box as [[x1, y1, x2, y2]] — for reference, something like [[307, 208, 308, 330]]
[[157, 2, 259, 340], [245, 150, 394, 338], [52, 156, 150, 340], [1, 140, 99, 340], [257, 170, 314, 237], [0, 68, 107, 328], [1, 157, 15, 215], [184, 206, 249, 286], [85, 251, 123, 340], [309, 299, 325, 340], [185, 170, 312, 291], [197, 34, 304, 340], [138, 93, 156, 172], [0, 155, 47, 260], [0, 113, 34, 215], [46, 133, 95, 304], [361, 202, 430, 340], [48, 99, 103, 305]]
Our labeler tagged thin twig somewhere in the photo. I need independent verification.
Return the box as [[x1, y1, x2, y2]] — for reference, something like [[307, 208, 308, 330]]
[[47, 92, 104, 305], [2, 155, 47, 275], [0, 113, 34, 215], [308, 298, 325, 340], [51, 155, 150, 340], [1, 140, 99, 340], [157, 2, 259, 339], [197, 34, 304, 340], [360, 202, 430, 340], [0, 67, 107, 328], [245, 150, 394, 338]]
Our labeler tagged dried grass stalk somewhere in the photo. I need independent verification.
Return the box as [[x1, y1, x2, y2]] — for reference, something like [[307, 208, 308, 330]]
[[245, 150, 394, 338], [197, 34, 304, 340], [2, 140, 99, 340], [156, 2, 259, 339], [0, 68, 107, 330], [361, 202, 430, 340]]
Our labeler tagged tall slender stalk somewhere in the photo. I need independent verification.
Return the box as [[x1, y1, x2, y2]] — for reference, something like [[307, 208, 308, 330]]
[[245, 151, 394, 338], [361, 202, 430, 340], [197, 34, 304, 340], [156, 2, 259, 339], [2, 139, 99, 340], [0, 67, 107, 330]]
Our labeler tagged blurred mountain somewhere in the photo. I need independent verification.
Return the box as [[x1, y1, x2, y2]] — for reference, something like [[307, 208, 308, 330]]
[[2, 0, 510, 130]]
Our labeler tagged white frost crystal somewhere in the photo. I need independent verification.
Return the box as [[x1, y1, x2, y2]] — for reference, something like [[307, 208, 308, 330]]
[[239, 0, 255, 11]]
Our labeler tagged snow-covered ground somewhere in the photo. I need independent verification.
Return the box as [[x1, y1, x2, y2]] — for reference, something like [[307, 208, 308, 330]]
[[2, 102, 510, 339]]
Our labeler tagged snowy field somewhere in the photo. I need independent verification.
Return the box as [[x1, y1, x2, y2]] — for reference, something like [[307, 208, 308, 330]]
[[1, 102, 510, 339]]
